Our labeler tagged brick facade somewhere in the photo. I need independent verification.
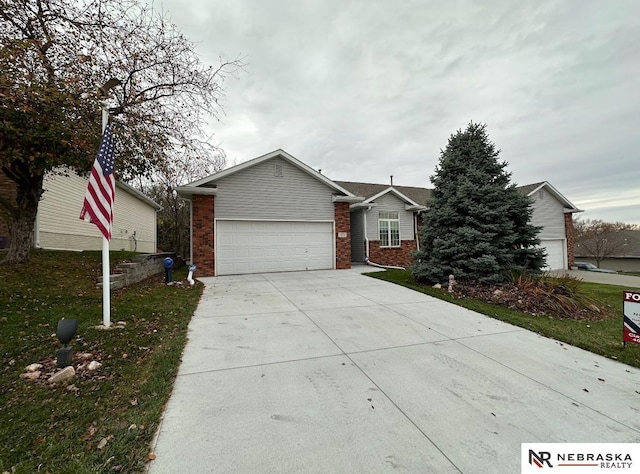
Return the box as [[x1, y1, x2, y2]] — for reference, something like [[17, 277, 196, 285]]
[[564, 213, 575, 268], [192, 195, 215, 276], [334, 202, 351, 269], [368, 240, 417, 268]]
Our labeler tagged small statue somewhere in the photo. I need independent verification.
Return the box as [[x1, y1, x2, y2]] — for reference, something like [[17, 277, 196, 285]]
[[448, 274, 456, 293]]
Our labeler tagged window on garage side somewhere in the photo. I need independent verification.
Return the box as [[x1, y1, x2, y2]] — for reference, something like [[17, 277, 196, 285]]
[[379, 211, 400, 247]]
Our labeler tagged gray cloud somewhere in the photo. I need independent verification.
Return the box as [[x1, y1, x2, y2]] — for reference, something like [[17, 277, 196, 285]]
[[154, 0, 640, 223]]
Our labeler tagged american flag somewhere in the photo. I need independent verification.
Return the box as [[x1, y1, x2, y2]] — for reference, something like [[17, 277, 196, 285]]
[[79, 120, 116, 240]]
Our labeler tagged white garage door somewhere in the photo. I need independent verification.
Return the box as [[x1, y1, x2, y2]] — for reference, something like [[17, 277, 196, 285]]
[[540, 239, 566, 270], [216, 220, 334, 275]]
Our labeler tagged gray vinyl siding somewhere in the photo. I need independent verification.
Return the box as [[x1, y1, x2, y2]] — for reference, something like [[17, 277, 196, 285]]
[[214, 158, 335, 220], [364, 193, 414, 241], [350, 209, 365, 262], [529, 188, 566, 239]]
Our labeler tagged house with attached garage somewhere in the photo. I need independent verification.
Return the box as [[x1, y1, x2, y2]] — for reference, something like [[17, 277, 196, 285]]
[[177, 149, 581, 276], [176, 150, 360, 276]]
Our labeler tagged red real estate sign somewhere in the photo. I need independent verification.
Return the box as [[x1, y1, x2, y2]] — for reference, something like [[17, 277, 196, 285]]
[[623, 291, 640, 345]]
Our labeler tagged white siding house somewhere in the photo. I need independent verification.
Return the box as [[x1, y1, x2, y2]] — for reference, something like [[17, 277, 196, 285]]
[[36, 170, 160, 253]]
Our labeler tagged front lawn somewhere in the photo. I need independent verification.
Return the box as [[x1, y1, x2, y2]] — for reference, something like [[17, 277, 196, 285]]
[[621, 271, 640, 277], [367, 269, 640, 370], [0, 250, 202, 473]]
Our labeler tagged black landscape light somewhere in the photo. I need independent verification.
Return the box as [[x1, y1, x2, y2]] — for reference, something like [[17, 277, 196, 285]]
[[56, 319, 79, 368]]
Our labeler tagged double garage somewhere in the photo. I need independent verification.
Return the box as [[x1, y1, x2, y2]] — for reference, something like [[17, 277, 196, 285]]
[[216, 220, 335, 275]]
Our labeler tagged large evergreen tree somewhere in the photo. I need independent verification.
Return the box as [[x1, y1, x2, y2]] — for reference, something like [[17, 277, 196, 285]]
[[412, 122, 545, 284]]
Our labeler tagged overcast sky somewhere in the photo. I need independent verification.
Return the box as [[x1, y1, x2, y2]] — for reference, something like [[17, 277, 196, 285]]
[[154, 0, 640, 224]]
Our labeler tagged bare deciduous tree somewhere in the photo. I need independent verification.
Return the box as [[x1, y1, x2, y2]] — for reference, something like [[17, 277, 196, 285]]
[[143, 147, 227, 259], [573, 218, 638, 267], [0, 0, 244, 264]]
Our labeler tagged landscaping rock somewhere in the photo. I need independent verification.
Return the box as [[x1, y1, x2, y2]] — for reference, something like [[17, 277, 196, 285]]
[[95, 321, 127, 330], [48, 366, 75, 384], [20, 371, 41, 381], [87, 361, 102, 371], [432, 283, 442, 289], [25, 363, 43, 372]]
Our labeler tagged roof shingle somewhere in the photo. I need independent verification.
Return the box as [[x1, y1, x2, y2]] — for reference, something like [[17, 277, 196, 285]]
[[334, 181, 433, 206]]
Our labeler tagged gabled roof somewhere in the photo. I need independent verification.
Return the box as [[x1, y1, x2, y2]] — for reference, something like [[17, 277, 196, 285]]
[[337, 179, 581, 214], [181, 149, 358, 200], [517, 182, 544, 195], [364, 187, 421, 207], [335, 181, 432, 207], [518, 181, 582, 213]]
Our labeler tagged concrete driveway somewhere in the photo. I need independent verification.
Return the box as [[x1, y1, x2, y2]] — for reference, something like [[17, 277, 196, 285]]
[[148, 268, 640, 473]]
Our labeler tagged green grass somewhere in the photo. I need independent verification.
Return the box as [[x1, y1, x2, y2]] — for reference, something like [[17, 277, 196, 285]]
[[621, 271, 640, 277], [2, 252, 638, 472], [367, 269, 640, 369], [0, 250, 203, 473]]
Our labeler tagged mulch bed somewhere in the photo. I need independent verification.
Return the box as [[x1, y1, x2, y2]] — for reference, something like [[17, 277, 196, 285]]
[[450, 281, 608, 321]]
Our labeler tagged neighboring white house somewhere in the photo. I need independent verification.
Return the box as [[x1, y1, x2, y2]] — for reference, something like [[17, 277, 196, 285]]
[[35, 170, 161, 253]]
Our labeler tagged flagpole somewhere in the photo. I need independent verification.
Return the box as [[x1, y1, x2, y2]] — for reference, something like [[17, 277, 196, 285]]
[[101, 106, 111, 327]]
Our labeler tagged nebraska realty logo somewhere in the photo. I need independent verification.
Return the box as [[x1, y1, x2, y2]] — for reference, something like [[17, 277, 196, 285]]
[[522, 444, 639, 473]]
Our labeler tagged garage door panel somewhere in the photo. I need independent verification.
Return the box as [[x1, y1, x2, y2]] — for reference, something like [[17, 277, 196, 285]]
[[216, 220, 334, 275], [539, 239, 565, 270]]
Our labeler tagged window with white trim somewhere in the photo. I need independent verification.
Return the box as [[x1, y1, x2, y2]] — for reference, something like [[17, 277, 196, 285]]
[[379, 210, 400, 247]]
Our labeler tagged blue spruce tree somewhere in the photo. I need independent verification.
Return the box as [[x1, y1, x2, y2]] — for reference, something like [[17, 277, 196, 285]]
[[412, 122, 545, 284]]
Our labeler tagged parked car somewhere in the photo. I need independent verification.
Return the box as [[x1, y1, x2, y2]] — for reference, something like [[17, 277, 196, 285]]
[[574, 262, 618, 274]]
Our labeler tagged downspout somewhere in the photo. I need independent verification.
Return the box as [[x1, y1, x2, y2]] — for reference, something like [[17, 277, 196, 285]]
[[34, 206, 41, 248], [188, 198, 193, 264], [154, 208, 158, 252], [365, 256, 405, 271], [179, 196, 194, 264], [414, 212, 419, 251], [363, 207, 370, 261]]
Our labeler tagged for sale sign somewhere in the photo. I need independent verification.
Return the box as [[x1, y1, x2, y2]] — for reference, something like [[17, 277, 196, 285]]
[[623, 291, 640, 345]]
